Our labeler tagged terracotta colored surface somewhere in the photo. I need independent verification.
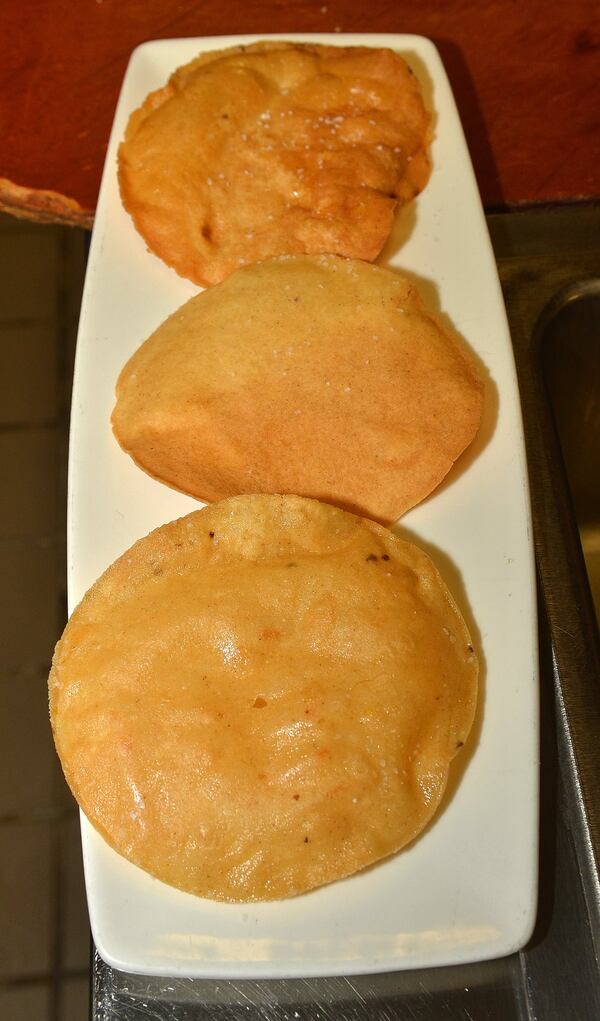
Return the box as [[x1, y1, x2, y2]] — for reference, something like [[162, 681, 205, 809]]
[[1, 0, 599, 225]]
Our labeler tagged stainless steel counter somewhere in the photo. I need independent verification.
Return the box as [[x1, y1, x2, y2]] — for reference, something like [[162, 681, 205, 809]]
[[91, 205, 600, 1020]]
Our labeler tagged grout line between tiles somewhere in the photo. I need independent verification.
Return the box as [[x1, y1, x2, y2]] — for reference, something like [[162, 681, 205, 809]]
[[0, 419, 60, 433], [0, 968, 89, 988], [0, 534, 63, 550], [0, 806, 77, 827], [49, 223, 68, 1021], [0, 217, 67, 239], [0, 317, 60, 330], [52, 217, 90, 1021]]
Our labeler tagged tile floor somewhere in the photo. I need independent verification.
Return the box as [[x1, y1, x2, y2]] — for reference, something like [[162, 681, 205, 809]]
[[0, 212, 90, 1020]]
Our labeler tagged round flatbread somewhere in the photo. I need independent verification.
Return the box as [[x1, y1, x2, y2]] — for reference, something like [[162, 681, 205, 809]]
[[49, 494, 478, 902], [118, 41, 431, 286], [112, 254, 484, 523]]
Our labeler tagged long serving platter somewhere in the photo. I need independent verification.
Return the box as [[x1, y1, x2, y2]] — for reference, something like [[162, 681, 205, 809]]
[[67, 33, 538, 978]]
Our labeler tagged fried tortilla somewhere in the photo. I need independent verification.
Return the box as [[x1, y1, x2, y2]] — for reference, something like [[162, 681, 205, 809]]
[[49, 495, 478, 902], [118, 41, 431, 286], [112, 254, 484, 523]]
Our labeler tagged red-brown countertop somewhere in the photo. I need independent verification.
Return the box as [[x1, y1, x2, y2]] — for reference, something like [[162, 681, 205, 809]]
[[1, 0, 598, 226]]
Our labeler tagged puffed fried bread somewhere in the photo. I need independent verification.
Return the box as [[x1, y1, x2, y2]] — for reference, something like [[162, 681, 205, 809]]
[[49, 495, 478, 902], [112, 254, 483, 523], [118, 41, 431, 286]]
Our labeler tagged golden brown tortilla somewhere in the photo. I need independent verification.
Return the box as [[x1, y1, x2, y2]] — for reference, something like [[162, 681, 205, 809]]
[[112, 254, 483, 523], [49, 495, 478, 902], [118, 41, 431, 286]]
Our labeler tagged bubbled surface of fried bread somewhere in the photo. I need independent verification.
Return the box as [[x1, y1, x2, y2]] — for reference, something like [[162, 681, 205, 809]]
[[112, 255, 483, 523], [49, 495, 477, 902], [118, 41, 431, 286]]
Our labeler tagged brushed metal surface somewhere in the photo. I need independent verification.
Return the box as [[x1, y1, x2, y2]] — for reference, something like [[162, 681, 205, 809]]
[[92, 205, 600, 1019], [541, 280, 600, 622]]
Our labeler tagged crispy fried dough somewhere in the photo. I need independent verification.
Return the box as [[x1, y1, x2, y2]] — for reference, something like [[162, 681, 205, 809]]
[[49, 495, 478, 902], [112, 255, 483, 523], [118, 41, 431, 286]]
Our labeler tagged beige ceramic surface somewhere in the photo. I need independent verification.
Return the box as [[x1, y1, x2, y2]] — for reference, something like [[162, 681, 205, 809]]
[[68, 34, 538, 978]]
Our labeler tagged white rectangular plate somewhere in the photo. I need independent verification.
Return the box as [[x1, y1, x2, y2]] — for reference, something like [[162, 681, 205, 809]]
[[68, 33, 538, 979]]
